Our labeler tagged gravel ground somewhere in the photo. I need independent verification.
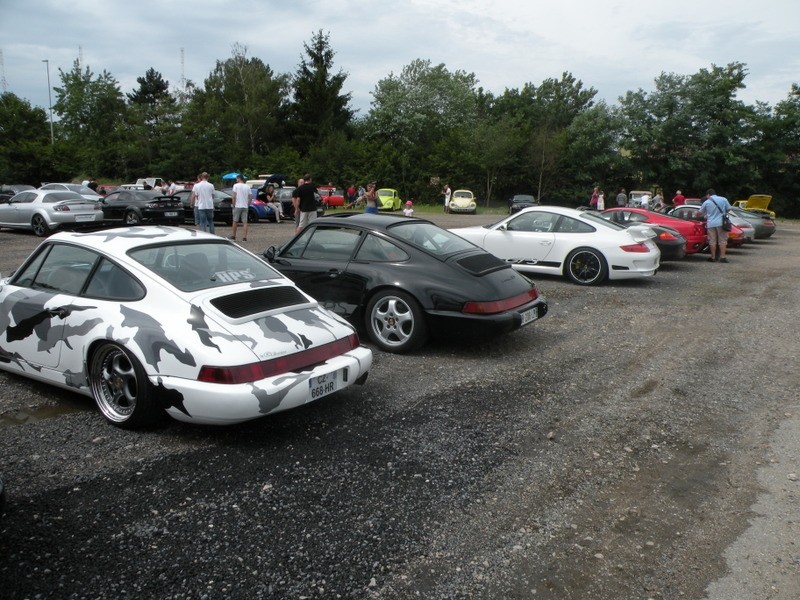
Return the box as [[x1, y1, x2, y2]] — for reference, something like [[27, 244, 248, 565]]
[[0, 213, 798, 599]]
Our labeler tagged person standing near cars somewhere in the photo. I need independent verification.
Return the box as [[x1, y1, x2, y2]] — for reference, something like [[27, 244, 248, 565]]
[[292, 174, 318, 232], [443, 183, 452, 213], [229, 174, 251, 242], [698, 188, 732, 263], [616, 188, 628, 206], [672, 190, 686, 206], [190, 172, 215, 234]]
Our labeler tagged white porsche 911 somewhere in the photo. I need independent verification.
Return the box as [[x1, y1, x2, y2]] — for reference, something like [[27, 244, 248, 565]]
[[0, 227, 372, 427], [450, 206, 660, 285]]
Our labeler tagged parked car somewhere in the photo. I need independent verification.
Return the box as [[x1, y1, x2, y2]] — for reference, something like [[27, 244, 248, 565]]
[[377, 188, 402, 211], [40, 182, 103, 201], [733, 194, 775, 218], [449, 189, 478, 214], [173, 189, 234, 224], [601, 207, 708, 254], [597, 213, 687, 260], [451, 206, 660, 286], [0, 184, 35, 203], [264, 213, 548, 353], [0, 189, 104, 236], [664, 205, 748, 247], [99, 189, 184, 226], [728, 206, 776, 239], [0, 227, 372, 427], [508, 194, 538, 214], [318, 186, 346, 208]]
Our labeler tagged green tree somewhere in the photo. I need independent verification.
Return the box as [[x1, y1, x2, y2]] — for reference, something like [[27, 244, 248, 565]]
[[0, 92, 56, 184], [363, 59, 481, 200], [617, 63, 757, 197], [52, 59, 127, 178], [290, 30, 354, 152]]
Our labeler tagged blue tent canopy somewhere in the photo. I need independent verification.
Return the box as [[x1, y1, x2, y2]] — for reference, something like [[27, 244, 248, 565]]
[[221, 172, 240, 180]]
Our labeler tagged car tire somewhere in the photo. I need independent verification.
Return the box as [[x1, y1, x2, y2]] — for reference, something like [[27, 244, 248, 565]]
[[247, 209, 259, 224], [365, 290, 428, 353], [31, 214, 49, 237], [565, 247, 608, 285], [124, 211, 141, 225], [89, 342, 162, 429]]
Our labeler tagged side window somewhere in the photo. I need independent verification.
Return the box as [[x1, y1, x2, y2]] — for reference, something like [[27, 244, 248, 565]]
[[283, 227, 362, 261], [20, 244, 99, 295], [13, 192, 35, 204], [84, 259, 144, 300], [355, 234, 410, 262], [507, 212, 557, 232], [554, 217, 595, 234], [12, 245, 52, 288]]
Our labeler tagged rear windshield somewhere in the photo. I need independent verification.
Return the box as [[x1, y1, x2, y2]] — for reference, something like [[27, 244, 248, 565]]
[[129, 241, 281, 292]]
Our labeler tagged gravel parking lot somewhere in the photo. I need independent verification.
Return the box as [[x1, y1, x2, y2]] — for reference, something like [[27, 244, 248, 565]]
[[1, 213, 798, 599]]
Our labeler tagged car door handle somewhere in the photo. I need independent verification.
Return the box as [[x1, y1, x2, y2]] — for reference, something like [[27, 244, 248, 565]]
[[47, 307, 68, 319], [327, 269, 341, 277]]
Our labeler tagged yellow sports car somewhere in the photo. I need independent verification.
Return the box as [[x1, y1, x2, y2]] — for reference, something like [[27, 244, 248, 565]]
[[449, 189, 478, 214], [377, 188, 402, 211], [732, 194, 775, 218]]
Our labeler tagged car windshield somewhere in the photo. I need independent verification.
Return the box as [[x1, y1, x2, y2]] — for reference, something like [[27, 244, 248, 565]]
[[43, 192, 87, 203], [65, 184, 100, 196], [512, 195, 535, 203], [129, 241, 281, 292], [389, 221, 475, 256], [581, 211, 626, 230], [453, 191, 473, 199]]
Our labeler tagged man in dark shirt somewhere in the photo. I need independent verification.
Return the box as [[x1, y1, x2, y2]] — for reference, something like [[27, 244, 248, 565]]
[[292, 174, 318, 232]]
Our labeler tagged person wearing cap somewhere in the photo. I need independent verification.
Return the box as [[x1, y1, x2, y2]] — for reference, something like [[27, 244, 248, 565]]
[[403, 200, 414, 218]]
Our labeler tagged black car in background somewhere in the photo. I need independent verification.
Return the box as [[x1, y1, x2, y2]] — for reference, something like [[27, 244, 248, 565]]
[[264, 213, 548, 353], [172, 189, 233, 225], [508, 194, 538, 214], [0, 184, 35, 203], [99, 190, 184, 226]]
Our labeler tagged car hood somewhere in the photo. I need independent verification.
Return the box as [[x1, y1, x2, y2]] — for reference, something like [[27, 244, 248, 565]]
[[743, 195, 772, 211]]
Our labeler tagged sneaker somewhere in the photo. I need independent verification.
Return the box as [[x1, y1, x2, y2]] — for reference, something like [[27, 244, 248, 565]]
[[242, 238, 247, 242], [707, 257, 716, 262], [719, 257, 728, 263], [228, 236, 236, 241]]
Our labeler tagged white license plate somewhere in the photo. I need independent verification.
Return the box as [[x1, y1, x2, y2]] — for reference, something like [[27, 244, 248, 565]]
[[309, 370, 340, 401], [520, 307, 539, 326], [165, 211, 179, 217], [75, 214, 96, 222]]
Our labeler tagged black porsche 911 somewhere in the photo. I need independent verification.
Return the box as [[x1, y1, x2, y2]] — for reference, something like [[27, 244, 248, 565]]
[[264, 213, 548, 353]]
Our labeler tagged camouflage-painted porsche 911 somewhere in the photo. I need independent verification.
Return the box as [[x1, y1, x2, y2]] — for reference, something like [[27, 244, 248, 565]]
[[0, 227, 372, 428]]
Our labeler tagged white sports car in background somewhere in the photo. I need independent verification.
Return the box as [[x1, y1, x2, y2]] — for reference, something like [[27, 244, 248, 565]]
[[0, 227, 372, 427], [450, 206, 660, 285]]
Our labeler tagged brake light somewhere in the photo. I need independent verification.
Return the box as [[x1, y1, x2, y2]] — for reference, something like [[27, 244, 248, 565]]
[[462, 288, 539, 315], [197, 333, 360, 384], [657, 231, 679, 241], [53, 204, 70, 212], [619, 243, 650, 252]]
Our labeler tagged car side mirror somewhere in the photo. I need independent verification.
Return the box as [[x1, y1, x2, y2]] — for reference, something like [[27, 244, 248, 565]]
[[264, 246, 277, 262]]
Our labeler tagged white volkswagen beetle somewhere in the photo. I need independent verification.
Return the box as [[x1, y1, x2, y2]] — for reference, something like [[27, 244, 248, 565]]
[[0, 227, 372, 427]]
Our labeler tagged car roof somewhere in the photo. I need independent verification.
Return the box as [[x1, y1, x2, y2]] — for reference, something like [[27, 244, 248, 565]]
[[48, 226, 222, 255], [307, 212, 421, 232]]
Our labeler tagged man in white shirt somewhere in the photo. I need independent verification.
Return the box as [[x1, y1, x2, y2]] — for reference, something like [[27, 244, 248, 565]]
[[190, 172, 215, 233], [230, 174, 251, 241]]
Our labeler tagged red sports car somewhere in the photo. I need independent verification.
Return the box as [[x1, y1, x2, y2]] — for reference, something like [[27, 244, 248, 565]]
[[600, 207, 707, 254], [664, 204, 747, 247], [318, 186, 345, 208]]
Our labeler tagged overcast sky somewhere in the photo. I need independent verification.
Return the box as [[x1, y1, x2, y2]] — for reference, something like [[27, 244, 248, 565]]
[[2, 0, 798, 118]]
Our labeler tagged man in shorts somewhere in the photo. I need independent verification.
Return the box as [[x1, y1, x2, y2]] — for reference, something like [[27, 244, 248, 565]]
[[230, 174, 251, 241], [698, 188, 732, 263]]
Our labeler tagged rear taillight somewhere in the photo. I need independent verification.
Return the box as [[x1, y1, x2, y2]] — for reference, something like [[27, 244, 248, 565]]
[[53, 204, 70, 212], [462, 288, 539, 315], [658, 231, 680, 241], [619, 243, 650, 253], [197, 333, 360, 384]]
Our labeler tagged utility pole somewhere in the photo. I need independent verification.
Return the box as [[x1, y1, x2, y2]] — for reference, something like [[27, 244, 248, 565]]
[[42, 59, 54, 145]]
